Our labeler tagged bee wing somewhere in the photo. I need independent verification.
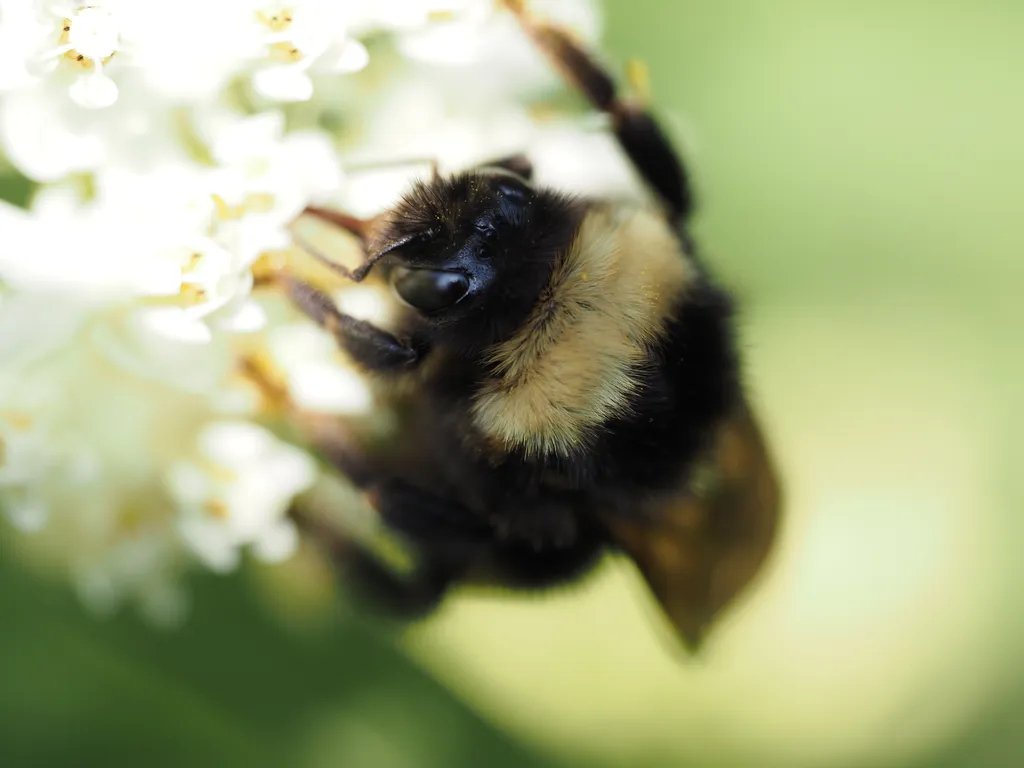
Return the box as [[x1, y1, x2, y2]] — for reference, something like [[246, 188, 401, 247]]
[[603, 402, 781, 650]]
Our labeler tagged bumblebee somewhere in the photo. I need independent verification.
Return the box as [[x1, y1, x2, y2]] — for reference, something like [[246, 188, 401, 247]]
[[262, 0, 781, 650]]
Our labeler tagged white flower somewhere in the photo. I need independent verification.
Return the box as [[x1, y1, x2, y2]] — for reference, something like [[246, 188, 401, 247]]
[[119, 108, 346, 345], [20, 0, 127, 109], [395, 0, 601, 94], [122, 1, 264, 101], [0, 0, 610, 625], [0, 412, 56, 532], [204, 110, 343, 234], [0, 73, 187, 182], [168, 420, 317, 572], [0, 290, 89, 370], [0, 181, 198, 300], [0, 337, 98, 534], [249, 0, 369, 102], [0, 135, 340, 347], [72, 533, 190, 627], [265, 322, 374, 414], [94, 161, 273, 344]]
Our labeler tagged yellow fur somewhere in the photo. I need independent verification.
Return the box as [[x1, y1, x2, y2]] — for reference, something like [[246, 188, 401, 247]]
[[472, 204, 695, 457]]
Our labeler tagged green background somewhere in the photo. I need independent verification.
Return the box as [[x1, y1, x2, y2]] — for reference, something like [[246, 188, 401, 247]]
[[2, 2, 1021, 766]]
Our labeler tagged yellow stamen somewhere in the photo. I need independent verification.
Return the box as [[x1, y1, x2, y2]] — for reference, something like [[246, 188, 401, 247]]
[[238, 353, 291, 413], [212, 193, 242, 221], [427, 9, 459, 22], [0, 411, 33, 430], [258, 9, 295, 33], [244, 193, 276, 214], [59, 17, 116, 70], [204, 499, 231, 519], [251, 250, 288, 285], [204, 461, 239, 484], [212, 193, 277, 222], [178, 283, 207, 304], [267, 41, 303, 64]]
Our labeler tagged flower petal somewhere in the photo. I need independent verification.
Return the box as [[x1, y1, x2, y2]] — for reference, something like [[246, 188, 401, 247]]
[[289, 363, 373, 415], [69, 71, 119, 109], [137, 307, 213, 345], [252, 65, 314, 102], [4, 494, 49, 533], [214, 299, 267, 334], [252, 518, 299, 564], [178, 516, 242, 573], [319, 39, 369, 74]]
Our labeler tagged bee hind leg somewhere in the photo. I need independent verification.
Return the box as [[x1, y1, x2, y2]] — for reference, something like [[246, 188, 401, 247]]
[[501, 0, 692, 222], [476, 152, 534, 181], [341, 547, 456, 620]]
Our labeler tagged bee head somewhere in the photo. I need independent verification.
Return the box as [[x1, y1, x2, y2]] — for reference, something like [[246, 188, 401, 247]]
[[369, 168, 581, 349]]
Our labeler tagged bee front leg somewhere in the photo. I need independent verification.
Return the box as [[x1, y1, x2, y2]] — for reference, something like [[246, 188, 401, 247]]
[[284, 277, 422, 373]]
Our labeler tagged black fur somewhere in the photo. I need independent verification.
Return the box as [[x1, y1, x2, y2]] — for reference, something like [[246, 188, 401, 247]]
[[288, 13, 741, 623], [324, 262, 739, 616]]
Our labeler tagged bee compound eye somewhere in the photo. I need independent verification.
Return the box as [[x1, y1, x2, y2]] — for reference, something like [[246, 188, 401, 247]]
[[494, 178, 530, 202], [473, 220, 497, 240], [392, 267, 470, 313]]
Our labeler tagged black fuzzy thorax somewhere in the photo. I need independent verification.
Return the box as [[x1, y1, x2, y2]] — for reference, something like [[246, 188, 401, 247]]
[[404, 237, 740, 517]]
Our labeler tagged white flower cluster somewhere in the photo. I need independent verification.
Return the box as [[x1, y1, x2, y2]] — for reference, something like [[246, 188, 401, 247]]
[[0, 0, 617, 624]]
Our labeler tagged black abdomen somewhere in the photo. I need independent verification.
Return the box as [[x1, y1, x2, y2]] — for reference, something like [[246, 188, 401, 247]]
[[595, 278, 740, 492]]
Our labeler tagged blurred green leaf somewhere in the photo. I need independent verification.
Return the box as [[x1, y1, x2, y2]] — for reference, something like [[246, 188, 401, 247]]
[[0, 550, 554, 768], [0, 172, 34, 208]]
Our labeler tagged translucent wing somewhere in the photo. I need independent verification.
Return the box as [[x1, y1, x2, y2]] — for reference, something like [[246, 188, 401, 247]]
[[604, 402, 782, 650]]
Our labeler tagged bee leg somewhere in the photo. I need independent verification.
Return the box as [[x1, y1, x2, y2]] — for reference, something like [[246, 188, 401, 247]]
[[501, 0, 692, 222], [284, 277, 421, 372], [290, 502, 458, 620], [371, 480, 492, 545], [342, 548, 456, 620], [291, 209, 376, 283], [302, 206, 373, 245], [341, 481, 492, 618], [476, 152, 534, 181]]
